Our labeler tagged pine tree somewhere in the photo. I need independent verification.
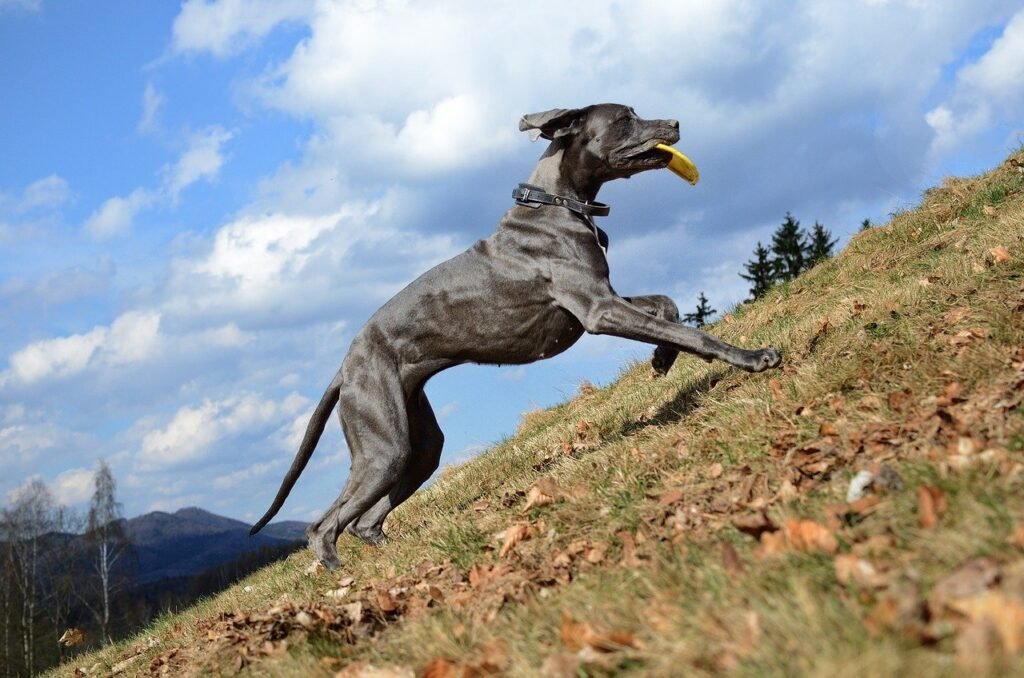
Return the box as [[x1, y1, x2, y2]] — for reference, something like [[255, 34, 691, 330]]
[[770, 212, 807, 283], [860, 218, 872, 231], [741, 241, 774, 300], [806, 221, 838, 268], [682, 292, 717, 327]]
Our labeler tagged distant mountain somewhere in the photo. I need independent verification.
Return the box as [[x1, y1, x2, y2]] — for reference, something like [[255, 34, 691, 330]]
[[122, 507, 306, 584]]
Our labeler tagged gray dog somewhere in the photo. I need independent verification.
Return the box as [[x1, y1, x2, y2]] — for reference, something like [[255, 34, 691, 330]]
[[250, 104, 782, 569]]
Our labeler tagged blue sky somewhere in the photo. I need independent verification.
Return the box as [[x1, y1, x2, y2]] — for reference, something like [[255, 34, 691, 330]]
[[2, 0, 1022, 524]]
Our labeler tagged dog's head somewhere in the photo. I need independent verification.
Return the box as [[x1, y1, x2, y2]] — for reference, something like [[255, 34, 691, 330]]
[[519, 104, 681, 181]]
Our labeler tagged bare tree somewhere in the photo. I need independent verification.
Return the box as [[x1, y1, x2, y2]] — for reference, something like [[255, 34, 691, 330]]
[[38, 505, 83, 665], [2, 478, 55, 676], [82, 461, 130, 645]]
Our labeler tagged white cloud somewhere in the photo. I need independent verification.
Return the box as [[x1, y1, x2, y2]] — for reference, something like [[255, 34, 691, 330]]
[[0, 0, 41, 13], [83, 125, 231, 238], [172, 0, 312, 57], [927, 9, 1024, 155], [137, 392, 307, 469], [19, 175, 70, 212], [3, 310, 161, 384], [163, 126, 234, 200], [138, 83, 165, 133], [51, 467, 95, 505], [83, 188, 155, 239]]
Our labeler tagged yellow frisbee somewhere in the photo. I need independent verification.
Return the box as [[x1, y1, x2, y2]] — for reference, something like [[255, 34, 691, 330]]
[[655, 143, 699, 185]]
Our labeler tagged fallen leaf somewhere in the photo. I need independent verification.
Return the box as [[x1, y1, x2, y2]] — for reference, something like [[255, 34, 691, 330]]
[[991, 246, 1011, 263], [584, 543, 607, 564], [768, 379, 784, 399], [471, 499, 490, 512], [707, 462, 724, 479], [918, 484, 947, 529], [540, 652, 581, 677], [658, 489, 685, 506], [421, 658, 461, 678], [949, 591, 1024, 653], [499, 523, 532, 558], [58, 628, 86, 647], [723, 313, 735, 324], [732, 512, 776, 539], [982, 205, 997, 217], [930, 558, 1000, 613], [786, 519, 838, 554], [305, 561, 326, 577], [835, 554, 886, 589], [721, 541, 745, 577], [955, 617, 1002, 674], [376, 588, 398, 613], [523, 483, 557, 513]]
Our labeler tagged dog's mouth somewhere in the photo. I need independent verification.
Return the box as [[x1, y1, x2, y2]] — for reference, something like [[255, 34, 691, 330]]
[[622, 140, 674, 168]]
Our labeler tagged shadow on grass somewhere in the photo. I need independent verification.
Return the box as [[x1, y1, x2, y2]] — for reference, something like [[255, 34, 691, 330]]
[[620, 367, 730, 437]]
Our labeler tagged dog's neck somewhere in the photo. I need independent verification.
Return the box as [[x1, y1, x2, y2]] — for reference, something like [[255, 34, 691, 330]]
[[526, 146, 603, 203]]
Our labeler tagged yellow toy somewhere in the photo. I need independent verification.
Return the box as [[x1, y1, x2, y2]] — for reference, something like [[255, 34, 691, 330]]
[[655, 143, 699, 185]]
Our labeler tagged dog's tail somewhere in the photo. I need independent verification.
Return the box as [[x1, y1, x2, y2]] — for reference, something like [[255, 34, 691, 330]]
[[249, 372, 343, 536]]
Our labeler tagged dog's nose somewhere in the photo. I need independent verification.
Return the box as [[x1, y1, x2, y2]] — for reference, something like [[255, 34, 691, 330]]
[[668, 119, 679, 130]]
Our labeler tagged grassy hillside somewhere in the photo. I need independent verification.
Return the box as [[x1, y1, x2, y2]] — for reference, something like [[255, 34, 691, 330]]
[[57, 150, 1024, 677]]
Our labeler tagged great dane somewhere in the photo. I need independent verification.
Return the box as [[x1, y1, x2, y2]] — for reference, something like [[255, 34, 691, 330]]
[[250, 104, 782, 569]]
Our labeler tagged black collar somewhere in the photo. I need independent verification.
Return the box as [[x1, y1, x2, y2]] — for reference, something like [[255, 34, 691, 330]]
[[512, 183, 610, 219]]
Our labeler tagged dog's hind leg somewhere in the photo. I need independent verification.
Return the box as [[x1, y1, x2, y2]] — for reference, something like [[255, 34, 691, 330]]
[[305, 366, 411, 570], [624, 295, 681, 375], [347, 386, 443, 545]]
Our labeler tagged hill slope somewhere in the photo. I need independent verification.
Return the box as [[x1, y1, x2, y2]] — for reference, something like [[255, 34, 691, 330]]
[[59, 151, 1024, 676]]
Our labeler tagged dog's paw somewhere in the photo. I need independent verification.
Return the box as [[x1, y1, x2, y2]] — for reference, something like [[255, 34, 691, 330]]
[[750, 348, 782, 372], [651, 346, 678, 376]]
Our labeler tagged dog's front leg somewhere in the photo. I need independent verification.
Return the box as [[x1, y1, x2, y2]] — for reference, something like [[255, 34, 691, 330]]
[[623, 295, 682, 375], [555, 273, 780, 372]]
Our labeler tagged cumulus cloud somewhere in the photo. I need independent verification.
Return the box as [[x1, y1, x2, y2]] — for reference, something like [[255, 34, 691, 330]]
[[2, 310, 161, 385], [927, 9, 1024, 155], [136, 392, 308, 469], [162, 195, 461, 328], [84, 126, 232, 238], [51, 467, 95, 505], [83, 188, 155, 239], [171, 0, 312, 57]]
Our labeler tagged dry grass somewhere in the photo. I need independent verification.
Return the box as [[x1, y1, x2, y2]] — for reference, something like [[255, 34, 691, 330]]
[[54, 151, 1024, 677]]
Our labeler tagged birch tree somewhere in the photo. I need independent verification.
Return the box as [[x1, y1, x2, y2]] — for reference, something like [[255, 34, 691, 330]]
[[83, 461, 130, 645]]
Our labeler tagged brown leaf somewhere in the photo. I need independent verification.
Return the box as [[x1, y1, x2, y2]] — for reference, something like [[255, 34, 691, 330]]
[[421, 658, 461, 678], [930, 558, 1000, 614], [721, 541, 745, 577], [982, 205, 997, 217], [768, 379, 784, 399], [990, 246, 1011, 263], [835, 554, 886, 589], [918, 485, 947, 529], [658, 489, 685, 506], [584, 543, 607, 564], [617, 530, 642, 567], [944, 307, 970, 324], [523, 484, 557, 513], [471, 499, 490, 512], [723, 313, 735, 324], [559, 613, 594, 652], [707, 462, 724, 479], [58, 628, 86, 647], [499, 523, 532, 558], [949, 591, 1024, 653], [786, 519, 838, 554], [733, 511, 776, 539], [540, 652, 581, 678], [376, 588, 398, 613]]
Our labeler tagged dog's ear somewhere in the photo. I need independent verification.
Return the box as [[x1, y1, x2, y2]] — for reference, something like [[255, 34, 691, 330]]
[[519, 107, 587, 142]]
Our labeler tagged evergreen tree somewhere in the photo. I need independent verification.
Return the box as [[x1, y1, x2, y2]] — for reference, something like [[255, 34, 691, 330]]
[[806, 221, 838, 267], [682, 292, 716, 327], [770, 212, 807, 283], [860, 218, 872, 231], [741, 241, 774, 300]]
